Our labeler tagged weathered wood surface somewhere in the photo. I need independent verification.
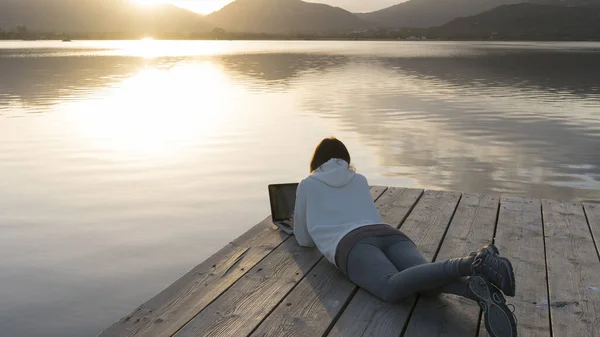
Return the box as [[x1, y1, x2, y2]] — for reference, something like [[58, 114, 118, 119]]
[[368, 185, 389, 202], [173, 236, 323, 337], [373, 187, 426, 227], [99, 187, 600, 337], [248, 258, 354, 337], [98, 217, 289, 337], [328, 190, 462, 337], [583, 202, 600, 259], [479, 196, 551, 337], [405, 193, 499, 337], [542, 199, 600, 337]]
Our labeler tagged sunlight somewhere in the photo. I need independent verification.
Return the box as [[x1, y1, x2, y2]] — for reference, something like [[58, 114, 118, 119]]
[[112, 40, 231, 59], [127, 39, 164, 59], [66, 62, 236, 160], [131, 0, 166, 6], [129, 0, 224, 14]]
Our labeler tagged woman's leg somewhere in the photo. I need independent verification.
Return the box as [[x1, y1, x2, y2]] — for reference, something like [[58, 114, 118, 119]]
[[382, 236, 473, 277], [379, 239, 475, 302], [360, 237, 518, 337], [346, 237, 472, 303], [381, 236, 473, 299]]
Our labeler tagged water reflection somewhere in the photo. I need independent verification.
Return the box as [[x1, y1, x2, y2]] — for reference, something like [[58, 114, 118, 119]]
[[302, 54, 600, 199], [212, 49, 600, 199], [378, 51, 600, 98], [219, 53, 349, 91], [0, 56, 142, 113], [65, 62, 235, 158], [1, 43, 599, 200], [2, 44, 600, 199]]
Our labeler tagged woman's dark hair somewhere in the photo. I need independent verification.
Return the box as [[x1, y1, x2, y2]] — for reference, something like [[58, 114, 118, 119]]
[[310, 137, 351, 172]]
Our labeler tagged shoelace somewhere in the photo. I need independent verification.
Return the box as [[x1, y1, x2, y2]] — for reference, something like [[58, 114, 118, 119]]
[[506, 303, 519, 324], [473, 254, 503, 280]]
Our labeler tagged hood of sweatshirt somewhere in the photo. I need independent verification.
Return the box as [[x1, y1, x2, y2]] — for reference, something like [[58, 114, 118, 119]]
[[309, 158, 355, 187]]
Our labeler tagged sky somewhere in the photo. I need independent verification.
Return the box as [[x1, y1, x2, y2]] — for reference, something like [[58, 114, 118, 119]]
[[140, 0, 403, 14]]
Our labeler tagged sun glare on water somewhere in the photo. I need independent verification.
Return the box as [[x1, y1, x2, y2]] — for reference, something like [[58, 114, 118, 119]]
[[66, 61, 236, 160], [107, 40, 231, 59]]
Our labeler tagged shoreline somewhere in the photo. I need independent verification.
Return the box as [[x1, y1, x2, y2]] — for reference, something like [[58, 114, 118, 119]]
[[2, 38, 600, 42]]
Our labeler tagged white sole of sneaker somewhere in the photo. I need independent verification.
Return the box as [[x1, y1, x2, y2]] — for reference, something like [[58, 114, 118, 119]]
[[469, 275, 517, 337]]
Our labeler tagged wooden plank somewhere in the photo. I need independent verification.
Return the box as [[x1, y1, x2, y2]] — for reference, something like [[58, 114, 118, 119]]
[[479, 196, 551, 337], [173, 236, 323, 337], [248, 258, 354, 337], [542, 199, 600, 337], [248, 188, 424, 337], [172, 186, 388, 337], [98, 217, 289, 337], [374, 187, 427, 227], [583, 203, 600, 260], [404, 193, 499, 337], [329, 288, 406, 337], [369, 185, 389, 201], [328, 190, 462, 337]]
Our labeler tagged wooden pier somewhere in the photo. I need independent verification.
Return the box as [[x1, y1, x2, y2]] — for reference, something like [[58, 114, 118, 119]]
[[99, 186, 600, 337]]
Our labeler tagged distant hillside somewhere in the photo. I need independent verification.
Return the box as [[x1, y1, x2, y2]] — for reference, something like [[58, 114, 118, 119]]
[[206, 0, 369, 34], [533, 0, 599, 5], [358, 0, 523, 28], [357, 0, 600, 29], [429, 3, 600, 40], [0, 0, 209, 33], [2, 0, 598, 38]]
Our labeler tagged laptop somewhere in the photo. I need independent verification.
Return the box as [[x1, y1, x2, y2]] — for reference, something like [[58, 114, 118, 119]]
[[268, 183, 299, 234]]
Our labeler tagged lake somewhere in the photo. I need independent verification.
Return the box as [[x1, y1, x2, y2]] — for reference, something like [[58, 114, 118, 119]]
[[1, 40, 599, 337]]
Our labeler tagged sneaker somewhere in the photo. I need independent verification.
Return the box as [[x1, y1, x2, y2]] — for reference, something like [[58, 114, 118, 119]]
[[470, 243, 500, 257], [472, 244, 516, 297], [467, 275, 518, 337]]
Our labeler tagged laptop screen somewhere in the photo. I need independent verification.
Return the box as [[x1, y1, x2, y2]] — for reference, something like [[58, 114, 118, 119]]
[[269, 183, 298, 222]]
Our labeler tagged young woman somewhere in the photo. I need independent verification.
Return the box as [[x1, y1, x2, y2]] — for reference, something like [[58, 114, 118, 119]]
[[292, 137, 518, 337]]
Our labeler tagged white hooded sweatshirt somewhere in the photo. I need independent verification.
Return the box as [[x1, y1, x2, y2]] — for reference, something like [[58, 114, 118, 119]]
[[293, 158, 385, 266]]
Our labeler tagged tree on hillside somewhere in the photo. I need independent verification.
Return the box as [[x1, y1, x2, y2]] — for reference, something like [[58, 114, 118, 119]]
[[12, 24, 30, 39], [212, 27, 226, 39], [16, 25, 28, 35]]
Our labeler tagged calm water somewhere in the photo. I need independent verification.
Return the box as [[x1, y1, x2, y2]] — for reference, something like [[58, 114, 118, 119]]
[[1, 40, 599, 337]]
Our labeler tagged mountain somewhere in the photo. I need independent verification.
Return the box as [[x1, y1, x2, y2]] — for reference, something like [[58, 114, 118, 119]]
[[2, 0, 598, 38], [533, 0, 599, 5], [206, 0, 369, 34], [358, 0, 523, 28], [429, 3, 600, 39], [0, 0, 209, 33], [358, 0, 600, 29]]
